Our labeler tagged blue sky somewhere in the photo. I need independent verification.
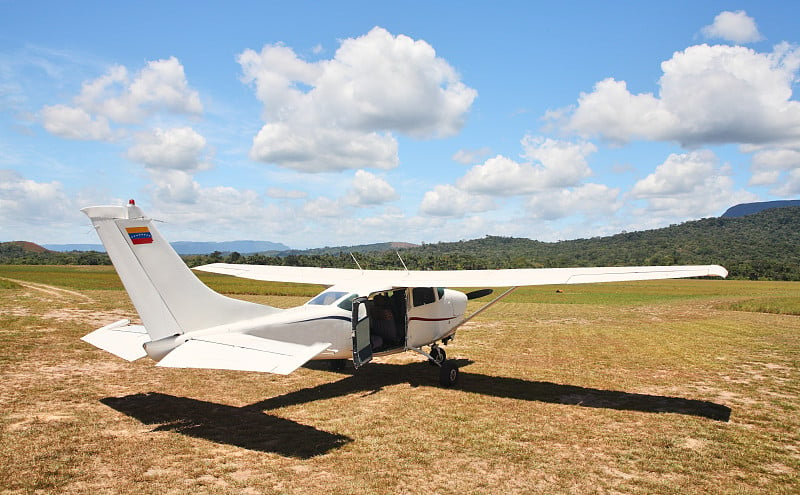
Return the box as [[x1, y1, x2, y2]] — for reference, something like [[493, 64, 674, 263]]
[[2, 1, 799, 248]]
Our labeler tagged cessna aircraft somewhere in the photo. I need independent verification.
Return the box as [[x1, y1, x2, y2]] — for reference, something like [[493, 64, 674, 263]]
[[81, 200, 728, 387]]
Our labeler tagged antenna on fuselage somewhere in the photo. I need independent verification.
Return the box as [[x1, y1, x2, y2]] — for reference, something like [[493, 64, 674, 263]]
[[350, 252, 364, 272], [396, 250, 409, 274]]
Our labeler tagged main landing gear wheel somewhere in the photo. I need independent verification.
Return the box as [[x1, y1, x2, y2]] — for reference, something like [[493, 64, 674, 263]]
[[428, 345, 446, 366], [439, 361, 459, 387]]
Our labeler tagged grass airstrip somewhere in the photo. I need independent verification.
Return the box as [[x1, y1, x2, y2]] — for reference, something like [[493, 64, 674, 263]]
[[0, 265, 798, 494]]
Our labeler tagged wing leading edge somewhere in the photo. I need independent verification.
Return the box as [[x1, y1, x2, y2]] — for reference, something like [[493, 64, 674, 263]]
[[195, 263, 728, 288]]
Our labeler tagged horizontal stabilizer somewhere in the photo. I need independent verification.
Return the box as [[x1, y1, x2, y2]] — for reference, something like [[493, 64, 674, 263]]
[[156, 334, 331, 375], [81, 320, 149, 361]]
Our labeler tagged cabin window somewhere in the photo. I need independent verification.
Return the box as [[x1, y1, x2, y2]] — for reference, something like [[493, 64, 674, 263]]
[[308, 291, 349, 306], [412, 287, 436, 307], [337, 294, 359, 311]]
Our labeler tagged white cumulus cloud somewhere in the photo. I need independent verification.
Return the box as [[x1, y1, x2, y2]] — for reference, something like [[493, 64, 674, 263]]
[[525, 183, 621, 221], [419, 184, 495, 217], [563, 43, 800, 148], [146, 169, 201, 205], [346, 170, 399, 206], [701, 10, 763, 44], [0, 169, 73, 226], [750, 147, 800, 195], [302, 196, 345, 218], [458, 137, 596, 195], [74, 57, 202, 124], [239, 26, 477, 172], [126, 127, 210, 171], [39, 57, 202, 140], [249, 123, 398, 172], [39, 104, 114, 141], [631, 150, 757, 218]]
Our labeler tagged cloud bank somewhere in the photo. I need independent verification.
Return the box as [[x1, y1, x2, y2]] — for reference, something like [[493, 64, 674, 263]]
[[238, 27, 477, 172]]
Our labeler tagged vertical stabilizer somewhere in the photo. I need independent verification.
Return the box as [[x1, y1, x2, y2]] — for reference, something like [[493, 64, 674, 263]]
[[82, 201, 279, 341]]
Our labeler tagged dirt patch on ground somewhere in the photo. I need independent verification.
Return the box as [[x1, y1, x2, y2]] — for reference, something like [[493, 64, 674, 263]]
[[1, 277, 92, 302]]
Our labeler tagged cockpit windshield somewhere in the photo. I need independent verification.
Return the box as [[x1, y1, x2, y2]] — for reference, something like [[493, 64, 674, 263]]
[[307, 291, 358, 311]]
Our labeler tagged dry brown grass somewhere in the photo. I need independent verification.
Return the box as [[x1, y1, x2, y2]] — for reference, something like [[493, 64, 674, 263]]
[[1, 270, 798, 494]]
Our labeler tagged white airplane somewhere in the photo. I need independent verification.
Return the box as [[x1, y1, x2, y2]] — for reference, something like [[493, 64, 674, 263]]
[[81, 200, 728, 387]]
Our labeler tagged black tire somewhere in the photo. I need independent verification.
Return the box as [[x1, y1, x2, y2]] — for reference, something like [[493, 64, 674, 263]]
[[428, 346, 446, 366], [439, 361, 459, 387]]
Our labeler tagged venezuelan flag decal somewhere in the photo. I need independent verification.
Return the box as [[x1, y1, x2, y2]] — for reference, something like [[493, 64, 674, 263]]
[[126, 226, 153, 245]]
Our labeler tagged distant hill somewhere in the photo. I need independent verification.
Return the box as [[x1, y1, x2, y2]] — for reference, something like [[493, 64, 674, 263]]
[[722, 200, 800, 218], [44, 240, 291, 255], [280, 242, 418, 256], [4, 241, 50, 253]]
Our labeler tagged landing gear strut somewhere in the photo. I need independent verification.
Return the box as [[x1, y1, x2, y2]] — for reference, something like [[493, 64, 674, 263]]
[[428, 344, 446, 366]]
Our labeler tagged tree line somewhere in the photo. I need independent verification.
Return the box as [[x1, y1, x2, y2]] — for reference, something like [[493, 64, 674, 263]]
[[3, 207, 799, 281], [184, 207, 800, 281]]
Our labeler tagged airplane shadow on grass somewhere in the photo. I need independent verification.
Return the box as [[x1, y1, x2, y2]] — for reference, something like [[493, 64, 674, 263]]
[[101, 360, 729, 458], [256, 360, 732, 422], [100, 393, 352, 458]]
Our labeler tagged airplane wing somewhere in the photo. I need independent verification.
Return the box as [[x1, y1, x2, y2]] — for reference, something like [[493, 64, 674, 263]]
[[195, 263, 728, 288]]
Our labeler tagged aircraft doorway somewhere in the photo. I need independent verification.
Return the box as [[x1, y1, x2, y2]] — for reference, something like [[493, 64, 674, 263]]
[[351, 290, 408, 368]]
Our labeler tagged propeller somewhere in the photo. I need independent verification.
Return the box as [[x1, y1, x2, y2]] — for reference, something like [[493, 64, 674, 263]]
[[465, 288, 493, 300]]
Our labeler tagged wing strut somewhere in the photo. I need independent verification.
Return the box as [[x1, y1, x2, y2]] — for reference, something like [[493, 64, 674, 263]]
[[396, 250, 409, 274]]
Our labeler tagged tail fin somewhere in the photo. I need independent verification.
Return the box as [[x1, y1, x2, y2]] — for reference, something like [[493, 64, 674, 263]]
[[82, 201, 279, 341]]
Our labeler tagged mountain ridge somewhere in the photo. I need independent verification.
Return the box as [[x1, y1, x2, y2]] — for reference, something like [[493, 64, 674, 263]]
[[722, 199, 800, 218]]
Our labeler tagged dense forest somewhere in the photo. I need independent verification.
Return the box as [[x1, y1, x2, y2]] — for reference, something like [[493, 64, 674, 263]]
[[3, 207, 799, 280], [0, 242, 110, 265]]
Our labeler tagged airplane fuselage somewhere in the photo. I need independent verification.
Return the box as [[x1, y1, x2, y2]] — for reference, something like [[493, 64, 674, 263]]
[[162, 286, 469, 363]]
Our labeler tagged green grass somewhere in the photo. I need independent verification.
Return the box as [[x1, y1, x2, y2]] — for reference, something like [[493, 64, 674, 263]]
[[726, 297, 800, 316], [0, 265, 124, 290], [483, 278, 800, 312], [0, 278, 21, 289]]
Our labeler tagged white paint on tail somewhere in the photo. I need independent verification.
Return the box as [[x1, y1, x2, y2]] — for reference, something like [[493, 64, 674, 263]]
[[82, 202, 280, 342]]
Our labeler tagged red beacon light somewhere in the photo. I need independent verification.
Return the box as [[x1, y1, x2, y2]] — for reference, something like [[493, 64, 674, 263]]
[[129, 199, 136, 205]]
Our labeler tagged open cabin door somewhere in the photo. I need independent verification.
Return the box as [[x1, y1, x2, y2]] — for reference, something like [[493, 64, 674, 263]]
[[351, 296, 372, 368]]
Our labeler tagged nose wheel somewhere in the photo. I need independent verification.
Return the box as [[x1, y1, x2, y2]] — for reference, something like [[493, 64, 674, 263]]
[[410, 344, 460, 388], [439, 360, 459, 387]]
